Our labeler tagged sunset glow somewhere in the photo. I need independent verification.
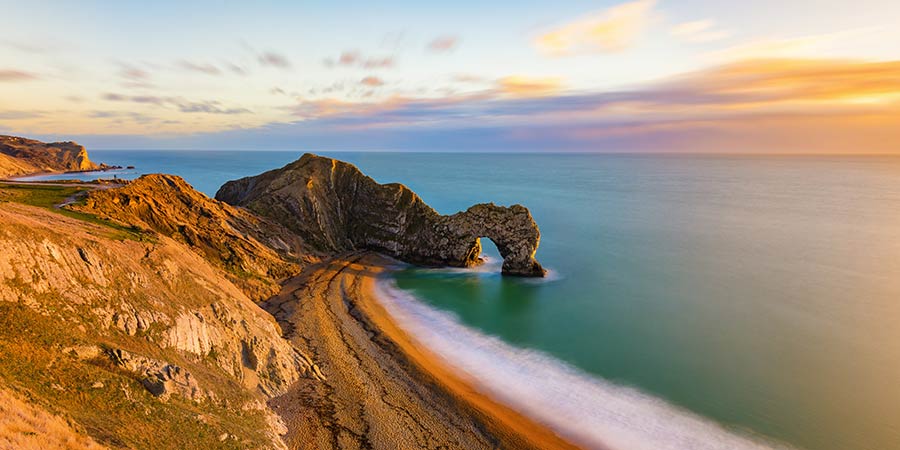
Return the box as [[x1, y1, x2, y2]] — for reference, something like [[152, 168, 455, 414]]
[[1, 0, 899, 152]]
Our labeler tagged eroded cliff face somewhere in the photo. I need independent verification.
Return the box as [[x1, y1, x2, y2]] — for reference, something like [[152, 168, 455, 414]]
[[216, 153, 545, 276], [72, 174, 318, 300], [0, 135, 98, 176], [0, 191, 319, 448]]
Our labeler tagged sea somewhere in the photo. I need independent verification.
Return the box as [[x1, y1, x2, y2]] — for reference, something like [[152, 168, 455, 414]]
[[22, 150, 900, 450]]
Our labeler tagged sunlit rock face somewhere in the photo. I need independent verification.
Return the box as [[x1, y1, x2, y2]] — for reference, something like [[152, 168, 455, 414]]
[[216, 153, 546, 277], [0, 135, 98, 173]]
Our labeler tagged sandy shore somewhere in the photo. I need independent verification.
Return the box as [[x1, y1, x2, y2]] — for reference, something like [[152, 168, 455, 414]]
[[264, 252, 579, 450]]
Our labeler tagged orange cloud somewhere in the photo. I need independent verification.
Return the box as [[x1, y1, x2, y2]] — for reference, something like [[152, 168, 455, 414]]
[[671, 58, 900, 104], [360, 76, 385, 87], [0, 69, 38, 81], [535, 0, 655, 55], [497, 76, 563, 97]]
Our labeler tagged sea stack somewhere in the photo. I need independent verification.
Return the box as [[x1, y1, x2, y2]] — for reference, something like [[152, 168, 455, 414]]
[[216, 153, 546, 276]]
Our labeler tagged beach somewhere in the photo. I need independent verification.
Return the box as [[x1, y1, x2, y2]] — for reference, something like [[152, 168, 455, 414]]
[[264, 252, 579, 450]]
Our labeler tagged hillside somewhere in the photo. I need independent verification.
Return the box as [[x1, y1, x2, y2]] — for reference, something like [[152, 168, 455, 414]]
[[71, 174, 318, 301], [0, 183, 319, 449], [0, 135, 99, 178]]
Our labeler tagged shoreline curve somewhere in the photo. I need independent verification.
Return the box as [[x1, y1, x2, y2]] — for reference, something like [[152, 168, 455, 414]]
[[264, 252, 580, 450]]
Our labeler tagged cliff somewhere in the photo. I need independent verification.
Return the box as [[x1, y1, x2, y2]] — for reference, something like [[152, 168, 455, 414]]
[[71, 174, 318, 301], [0, 183, 322, 449], [216, 153, 545, 276], [0, 135, 99, 177]]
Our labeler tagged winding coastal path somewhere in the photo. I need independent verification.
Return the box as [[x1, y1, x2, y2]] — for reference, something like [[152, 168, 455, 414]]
[[264, 253, 579, 450]]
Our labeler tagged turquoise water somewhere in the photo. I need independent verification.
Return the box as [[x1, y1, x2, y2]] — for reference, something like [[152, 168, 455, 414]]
[[28, 151, 900, 449]]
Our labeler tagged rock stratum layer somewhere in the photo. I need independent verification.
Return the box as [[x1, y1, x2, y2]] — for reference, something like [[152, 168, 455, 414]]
[[0, 135, 99, 177], [216, 153, 545, 276]]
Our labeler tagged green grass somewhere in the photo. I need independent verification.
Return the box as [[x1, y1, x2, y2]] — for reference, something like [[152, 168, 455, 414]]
[[0, 183, 148, 241]]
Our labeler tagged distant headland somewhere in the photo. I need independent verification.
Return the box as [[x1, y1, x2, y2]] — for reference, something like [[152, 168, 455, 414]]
[[0, 135, 122, 179]]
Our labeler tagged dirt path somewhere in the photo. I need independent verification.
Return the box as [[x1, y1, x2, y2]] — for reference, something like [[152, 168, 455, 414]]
[[265, 253, 579, 450]]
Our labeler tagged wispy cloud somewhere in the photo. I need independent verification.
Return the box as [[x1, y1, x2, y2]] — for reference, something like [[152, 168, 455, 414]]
[[535, 0, 656, 56], [497, 76, 563, 97], [177, 60, 222, 75], [117, 64, 151, 81], [0, 39, 51, 54], [257, 51, 291, 69], [324, 50, 395, 69], [0, 110, 44, 120], [234, 58, 900, 152], [360, 76, 385, 87], [88, 110, 156, 124], [671, 19, 731, 43], [226, 63, 248, 75], [667, 58, 900, 104], [102, 93, 251, 114], [0, 69, 38, 81], [706, 28, 879, 62], [103, 93, 167, 105], [452, 74, 487, 83], [115, 63, 154, 88], [176, 101, 251, 114], [363, 57, 394, 69], [427, 36, 459, 52]]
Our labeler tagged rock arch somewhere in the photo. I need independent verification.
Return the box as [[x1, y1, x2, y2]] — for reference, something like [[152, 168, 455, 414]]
[[437, 204, 546, 276], [216, 153, 547, 277]]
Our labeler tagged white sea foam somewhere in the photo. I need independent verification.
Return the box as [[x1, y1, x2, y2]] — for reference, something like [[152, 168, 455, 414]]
[[400, 254, 564, 283], [374, 278, 788, 450]]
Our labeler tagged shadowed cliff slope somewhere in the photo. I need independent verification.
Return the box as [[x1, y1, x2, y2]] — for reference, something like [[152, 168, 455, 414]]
[[216, 153, 545, 276], [72, 174, 318, 301], [0, 135, 98, 177]]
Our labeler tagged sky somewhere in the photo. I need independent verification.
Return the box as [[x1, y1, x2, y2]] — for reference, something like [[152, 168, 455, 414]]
[[1, 0, 899, 152]]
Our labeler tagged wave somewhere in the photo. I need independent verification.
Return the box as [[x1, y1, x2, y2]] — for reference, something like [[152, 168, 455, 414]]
[[392, 253, 564, 283], [373, 278, 788, 450]]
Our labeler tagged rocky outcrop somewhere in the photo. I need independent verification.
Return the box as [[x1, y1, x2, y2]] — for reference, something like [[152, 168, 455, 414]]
[[71, 174, 316, 300], [0, 135, 99, 176], [216, 153, 545, 276], [106, 348, 206, 401]]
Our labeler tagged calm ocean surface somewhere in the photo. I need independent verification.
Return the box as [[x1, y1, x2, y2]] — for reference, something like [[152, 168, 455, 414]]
[[26, 150, 900, 449]]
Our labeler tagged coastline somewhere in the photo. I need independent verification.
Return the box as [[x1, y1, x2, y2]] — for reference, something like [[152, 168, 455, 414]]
[[265, 252, 580, 449], [3, 165, 125, 181]]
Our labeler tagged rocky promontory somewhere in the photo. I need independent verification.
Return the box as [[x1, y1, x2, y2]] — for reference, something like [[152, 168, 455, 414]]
[[0, 135, 99, 177], [216, 153, 545, 276]]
